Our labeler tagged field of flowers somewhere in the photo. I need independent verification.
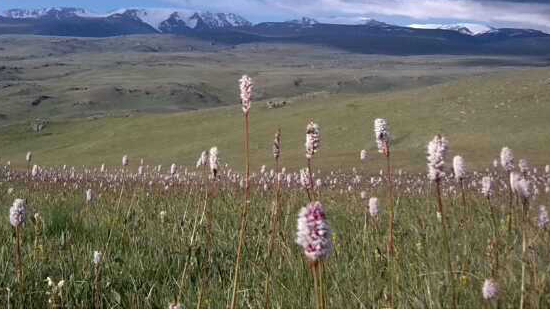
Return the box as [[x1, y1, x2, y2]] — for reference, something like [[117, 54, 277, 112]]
[[1, 76, 549, 309]]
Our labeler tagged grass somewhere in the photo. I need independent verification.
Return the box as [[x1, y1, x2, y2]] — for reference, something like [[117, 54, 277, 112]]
[[1, 165, 549, 308], [1, 66, 549, 172]]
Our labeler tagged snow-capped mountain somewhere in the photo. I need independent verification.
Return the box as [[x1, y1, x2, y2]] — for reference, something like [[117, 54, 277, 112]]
[[408, 23, 495, 35], [286, 17, 319, 26], [111, 8, 251, 31], [1, 7, 96, 19]]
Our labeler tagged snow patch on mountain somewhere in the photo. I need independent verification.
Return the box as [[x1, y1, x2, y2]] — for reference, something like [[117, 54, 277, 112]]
[[110, 8, 195, 30], [109, 9, 251, 30], [1, 7, 93, 19], [408, 23, 495, 35], [286, 17, 319, 26]]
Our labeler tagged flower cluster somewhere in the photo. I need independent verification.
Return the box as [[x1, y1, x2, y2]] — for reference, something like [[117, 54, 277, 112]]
[[482, 278, 499, 300], [538, 206, 549, 229], [209, 147, 219, 177], [427, 135, 449, 181], [296, 201, 333, 261], [305, 121, 320, 159], [481, 176, 494, 197], [196, 150, 208, 168], [360, 149, 367, 161], [240, 75, 253, 114], [93, 251, 103, 265], [273, 130, 281, 159], [500, 147, 514, 172], [368, 197, 379, 217], [9, 198, 26, 228], [453, 155, 466, 180], [374, 118, 390, 154]]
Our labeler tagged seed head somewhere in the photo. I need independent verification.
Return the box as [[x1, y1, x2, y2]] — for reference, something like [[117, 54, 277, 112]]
[[122, 155, 129, 167]]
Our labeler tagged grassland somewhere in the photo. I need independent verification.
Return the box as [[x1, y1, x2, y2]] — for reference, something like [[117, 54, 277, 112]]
[[1, 34, 550, 309], [1, 64, 549, 172]]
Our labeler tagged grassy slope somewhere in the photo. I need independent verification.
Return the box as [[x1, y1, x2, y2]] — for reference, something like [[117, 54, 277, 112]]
[[3, 35, 547, 125], [1, 67, 550, 172]]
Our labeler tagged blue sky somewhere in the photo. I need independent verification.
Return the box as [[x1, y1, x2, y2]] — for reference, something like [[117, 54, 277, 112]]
[[2, 0, 550, 31]]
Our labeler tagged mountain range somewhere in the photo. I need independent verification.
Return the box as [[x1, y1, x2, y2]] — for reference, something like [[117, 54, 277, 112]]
[[1, 7, 549, 55]]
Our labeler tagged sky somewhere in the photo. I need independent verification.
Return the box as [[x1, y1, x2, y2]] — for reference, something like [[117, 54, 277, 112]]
[[2, 0, 550, 32]]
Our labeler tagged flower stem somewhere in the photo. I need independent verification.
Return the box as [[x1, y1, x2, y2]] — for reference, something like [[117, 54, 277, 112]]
[[230, 112, 251, 309]]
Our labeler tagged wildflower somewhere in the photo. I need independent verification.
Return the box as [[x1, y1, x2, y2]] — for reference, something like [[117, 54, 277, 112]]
[[374, 118, 390, 154], [122, 155, 129, 166], [160, 211, 167, 223], [545, 165, 550, 174], [300, 168, 311, 189], [240, 75, 253, 114], [500, 147, 514, 172], [7, 188, 14, 195], [360, 149, 367, 161], [169, 303, 182, 309], [518, 159, 528, 174], [538, 206, 549, 228], [481, 177, 494, 197], [316, 178, 323, 188], [170, 163, 177, 176], [369, 197, 379, 217], [138, 165, 143, 176], [196, 151, 208, 168], [482, 278, 499, 300], [453, 155, 466, 180], [93, 251, 102, 265], [427, 135, 449, 181], [86, 189, 93, 203], [493, 159, 498, 168], [10, 199, 26, 227], [31, 164, 39, 177], [100, 164, 105, 173], [305, 121, 320, 159], [209, 147, 219, 177], [273, 130, 281, 159], [26, 151, 32, 163], [517, 178, 531, 200], [510, 171, 522, 193], [360, 191, 367, 199], [296, 201, 333, 261]]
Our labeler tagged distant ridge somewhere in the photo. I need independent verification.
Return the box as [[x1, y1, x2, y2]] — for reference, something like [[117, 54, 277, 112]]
[[0, 7, 549, 55]]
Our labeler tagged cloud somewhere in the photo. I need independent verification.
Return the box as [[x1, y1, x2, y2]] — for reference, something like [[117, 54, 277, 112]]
[[160, 0, 550, 30]]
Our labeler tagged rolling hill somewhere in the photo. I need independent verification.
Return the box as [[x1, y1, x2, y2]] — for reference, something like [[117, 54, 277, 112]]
[[1, 66, 549, 172]]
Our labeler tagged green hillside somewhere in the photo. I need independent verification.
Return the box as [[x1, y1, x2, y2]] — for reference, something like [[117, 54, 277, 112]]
[[1, 66, 549, 172]]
